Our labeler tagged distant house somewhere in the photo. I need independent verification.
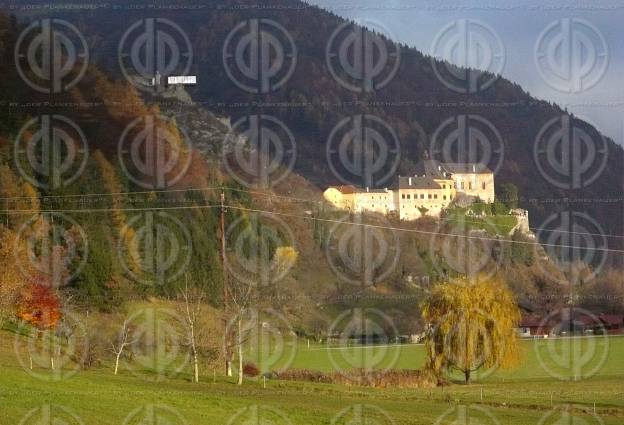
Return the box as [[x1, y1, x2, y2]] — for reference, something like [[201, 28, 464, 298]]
[[598, 314, 624, 334], [517, 315, 552, 337], [518, 310, 624, 337], [558, 311, 623, 335]]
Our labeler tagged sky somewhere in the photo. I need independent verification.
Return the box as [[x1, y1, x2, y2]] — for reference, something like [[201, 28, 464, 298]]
[[306, 0, 624, 146]]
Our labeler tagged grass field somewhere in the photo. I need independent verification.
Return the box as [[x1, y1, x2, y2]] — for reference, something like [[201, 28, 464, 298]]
[[276, 336, 620, 382], [442, 209, 518, 235], [1, 331, 623, 424]]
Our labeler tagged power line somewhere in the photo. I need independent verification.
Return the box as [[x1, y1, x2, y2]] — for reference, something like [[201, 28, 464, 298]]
[[2, 201, 622, 253], [2, 205, 221, 214], [2, 185, 623, 241], [0, 185, 321, 205], [439, 216, 624, 239], [223, 205, 624, 254], [0, 186, 222, 201]]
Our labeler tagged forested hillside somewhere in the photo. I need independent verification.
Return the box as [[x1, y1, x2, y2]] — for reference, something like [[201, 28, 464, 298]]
[[15, 0, 621, 255], [0, 13, 235, 311], [1, 3, 623, 334]]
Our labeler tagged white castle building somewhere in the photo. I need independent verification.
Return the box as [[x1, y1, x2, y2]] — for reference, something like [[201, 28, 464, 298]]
[[324, 160, 496, 220]]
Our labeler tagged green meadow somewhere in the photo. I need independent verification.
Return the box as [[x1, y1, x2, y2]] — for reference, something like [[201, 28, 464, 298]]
[[1, 331, 623, 424]]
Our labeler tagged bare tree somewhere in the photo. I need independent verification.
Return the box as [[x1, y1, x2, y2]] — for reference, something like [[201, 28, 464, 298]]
[[180, 274, 204, 383], [109, 319, 135, 375], [226, 278, 254, 386]]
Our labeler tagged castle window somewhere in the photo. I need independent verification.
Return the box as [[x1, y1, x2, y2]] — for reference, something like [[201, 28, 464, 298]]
[[469, 182, 473, 190], [461, 182, 465, 190], [420, 194, 424, 199], [407, 194, 411, 199], [443, 195, 447, 200], [428, 194, 432, 199], [482, 182, 486, 190], [434, 194, 438, 199], [402, 194, 405, 199]]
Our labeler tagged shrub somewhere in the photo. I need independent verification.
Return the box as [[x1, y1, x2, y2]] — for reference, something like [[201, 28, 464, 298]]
[[273, 368, 440, 388], [492, 201, 509, 215], [333, 369, 439, 389], [243, 362, 260, 377], [273, 368, 333, 383]]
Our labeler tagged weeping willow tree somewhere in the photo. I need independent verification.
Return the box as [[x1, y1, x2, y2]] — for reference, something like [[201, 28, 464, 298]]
[[422, 276, 521, 384]]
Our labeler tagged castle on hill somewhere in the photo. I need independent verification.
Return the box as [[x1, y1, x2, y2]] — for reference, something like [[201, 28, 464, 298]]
[[323, 160, 495, 221]]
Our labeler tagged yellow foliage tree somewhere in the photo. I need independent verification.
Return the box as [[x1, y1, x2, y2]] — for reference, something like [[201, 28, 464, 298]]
[[0, 228, 29, 328], [0, 165, 40, 229], [421, 275, 521, 384], [272, 246, 298, 278], [93, 151, 141, 273]]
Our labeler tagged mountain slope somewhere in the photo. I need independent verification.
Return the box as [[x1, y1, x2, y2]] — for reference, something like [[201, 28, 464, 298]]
[[1, 6, 622, 330], [14, 0, 621, 256]]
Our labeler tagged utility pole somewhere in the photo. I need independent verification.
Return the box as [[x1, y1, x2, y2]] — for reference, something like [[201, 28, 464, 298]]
[[220, 191, 232, 376]]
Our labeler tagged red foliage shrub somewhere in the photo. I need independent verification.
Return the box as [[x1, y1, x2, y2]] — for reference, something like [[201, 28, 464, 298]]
[[243, 362, 260, 377], [16, 283, 61, 330]]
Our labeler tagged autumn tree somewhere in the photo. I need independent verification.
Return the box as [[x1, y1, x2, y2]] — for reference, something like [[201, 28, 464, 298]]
[[94, 150, 141, 274], [17, 281, 61, 330], [0, 164, 40, 229], [0, 227, 28, 328], [422, 275, 521, 384]]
